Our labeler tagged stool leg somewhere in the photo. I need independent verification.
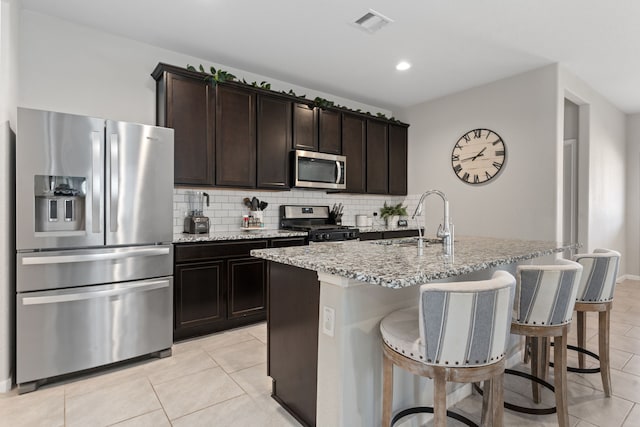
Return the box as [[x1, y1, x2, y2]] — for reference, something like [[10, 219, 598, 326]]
[[382, 350, 393, 427], [493, 372, 504, 427], [481, 380, 490, 426], [481, 374, 504, 427], [523, 336, 530, 364], [531, 337, 543, 403], [599, 309, 612, 397], [577, 311, 586, 369], [433, 369, 447, 427], [554, 330, 570, 427]]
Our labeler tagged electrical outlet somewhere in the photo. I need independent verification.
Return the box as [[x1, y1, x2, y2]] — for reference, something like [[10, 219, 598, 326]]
[[322, 306, 335, 337]]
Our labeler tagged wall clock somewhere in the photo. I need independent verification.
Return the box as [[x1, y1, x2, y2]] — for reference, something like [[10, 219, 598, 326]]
[[451, 128, 506, 184]]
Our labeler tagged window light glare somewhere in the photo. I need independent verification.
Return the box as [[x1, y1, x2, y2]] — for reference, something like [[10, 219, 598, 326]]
[[396, 61, 411, 71]]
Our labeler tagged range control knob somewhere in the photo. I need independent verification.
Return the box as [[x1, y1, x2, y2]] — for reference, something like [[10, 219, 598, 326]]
[[322, 233, 331, 241]]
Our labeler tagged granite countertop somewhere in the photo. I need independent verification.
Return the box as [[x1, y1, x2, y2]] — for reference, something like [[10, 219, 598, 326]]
[[250, 235, 575, 289], [173, 229, 307, 243]]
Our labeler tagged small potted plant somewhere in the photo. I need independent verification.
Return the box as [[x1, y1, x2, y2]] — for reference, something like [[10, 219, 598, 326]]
[[379, 202, 407, 229]]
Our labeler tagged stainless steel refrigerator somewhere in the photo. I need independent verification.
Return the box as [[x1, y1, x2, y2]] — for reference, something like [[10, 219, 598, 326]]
[[15, 107, 174, 393]]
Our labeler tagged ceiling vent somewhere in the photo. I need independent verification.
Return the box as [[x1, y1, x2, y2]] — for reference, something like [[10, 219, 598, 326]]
[[353, 9, 393, 34]]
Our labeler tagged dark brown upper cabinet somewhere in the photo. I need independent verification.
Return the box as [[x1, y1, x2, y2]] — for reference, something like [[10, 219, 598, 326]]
[[388, 124, 408, 195], [292, 103, 318, 151], [342, 113, 367, 193], [152, 64, 215, 186], [366, 120, 388, 194], [257, 95, 292, 189], [318, 109, 342, 154], [215, 85, 256, 188]]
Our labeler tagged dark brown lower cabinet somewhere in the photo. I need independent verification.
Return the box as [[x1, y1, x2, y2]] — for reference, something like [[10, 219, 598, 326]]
[[269, 262, 320, 427], [174, 240, 268, 340], [174, 261, 226, 334], [228, 257, 267, 319], [174, 237, 307, 341]]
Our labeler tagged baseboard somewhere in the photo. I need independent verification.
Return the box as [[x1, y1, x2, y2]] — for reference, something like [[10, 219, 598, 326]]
[[619, 274, 640, 282], [0, 375, 12, 393]]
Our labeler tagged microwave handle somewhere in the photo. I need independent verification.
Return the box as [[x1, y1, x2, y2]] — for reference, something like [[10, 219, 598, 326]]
[[335, 161, 342, 184]]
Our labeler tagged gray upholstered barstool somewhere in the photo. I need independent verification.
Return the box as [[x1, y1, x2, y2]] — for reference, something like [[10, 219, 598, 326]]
[[572, 249, 621, 396], [510, 259, 582, 427], [380, 270, 516, 427]]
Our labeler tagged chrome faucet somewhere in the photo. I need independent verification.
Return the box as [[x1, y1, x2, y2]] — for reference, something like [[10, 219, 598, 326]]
[[412, 189, 454, 254]]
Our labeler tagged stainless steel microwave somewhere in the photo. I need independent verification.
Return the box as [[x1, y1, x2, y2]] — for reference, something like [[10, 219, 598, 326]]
[[293, 150, 346, 190]]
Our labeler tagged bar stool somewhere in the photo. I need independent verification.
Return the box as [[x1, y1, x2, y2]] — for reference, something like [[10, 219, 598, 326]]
[[380, 270, 516, 427], [572, 249, 621, 396], [510, 259, 583, 427]]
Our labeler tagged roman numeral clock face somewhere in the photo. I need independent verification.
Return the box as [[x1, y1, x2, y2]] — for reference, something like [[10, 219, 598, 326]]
[[451, 128, 506, 184]]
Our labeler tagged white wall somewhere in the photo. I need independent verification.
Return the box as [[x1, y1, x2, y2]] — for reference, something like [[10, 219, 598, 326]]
[[18, 10, 391, 125], [0, 0, 19, 393], [626, 113, 640, 276], [559, 67, 627, 273], [398, 65, 559, 241]]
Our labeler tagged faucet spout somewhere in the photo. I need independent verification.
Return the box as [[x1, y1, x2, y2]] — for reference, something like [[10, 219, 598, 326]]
[[412, 189, 453, 251]]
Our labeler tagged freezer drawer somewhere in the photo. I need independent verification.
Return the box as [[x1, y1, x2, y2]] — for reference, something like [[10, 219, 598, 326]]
[[17, 244, 173, 292], [16, 277, 173, 385]]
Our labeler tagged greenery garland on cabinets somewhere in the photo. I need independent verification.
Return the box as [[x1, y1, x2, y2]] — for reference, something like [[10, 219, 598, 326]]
[[185, 63, 403, 123]]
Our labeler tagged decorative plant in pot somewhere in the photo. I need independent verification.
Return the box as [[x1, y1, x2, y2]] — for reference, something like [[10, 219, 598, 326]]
[[379, 202, 408, 229]]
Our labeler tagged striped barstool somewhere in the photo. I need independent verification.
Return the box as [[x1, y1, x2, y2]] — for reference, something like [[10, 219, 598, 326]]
[[380, 270, 516, 427], [572, 249, 621, 396], [510, 259, 583, 427]]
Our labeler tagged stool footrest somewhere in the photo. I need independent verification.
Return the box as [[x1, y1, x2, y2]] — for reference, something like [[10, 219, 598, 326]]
[[391, 406, 478, 427], [549, 342, 601, 373], [473, 369, 557, 415]]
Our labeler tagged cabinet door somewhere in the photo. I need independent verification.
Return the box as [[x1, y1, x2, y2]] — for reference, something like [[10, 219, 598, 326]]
[[318, 109, 341, 154], [165, 73, 214, 186], [216, 85, 256, 187], [257, 95, 291, 189], [388, 124, 408, 195], [366, 120, 388, 194], [174, 261, 225, 337], [228, 257, 267, 319], [342, 113, 366, 193], [293, 103, 318, 151]]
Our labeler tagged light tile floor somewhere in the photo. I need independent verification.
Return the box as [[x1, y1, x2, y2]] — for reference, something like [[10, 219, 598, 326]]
[[1, 280, 639, 426]]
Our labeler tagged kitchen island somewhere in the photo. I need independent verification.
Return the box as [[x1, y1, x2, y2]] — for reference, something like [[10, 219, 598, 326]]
[[251, 236, 575, 427]]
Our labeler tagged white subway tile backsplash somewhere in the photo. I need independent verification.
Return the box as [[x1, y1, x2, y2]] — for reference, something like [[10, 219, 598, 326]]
[[174, 188, 408, 233]]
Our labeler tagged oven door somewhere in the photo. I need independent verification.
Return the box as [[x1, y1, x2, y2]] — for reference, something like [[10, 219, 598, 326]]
[[294, 150, 346, 190]]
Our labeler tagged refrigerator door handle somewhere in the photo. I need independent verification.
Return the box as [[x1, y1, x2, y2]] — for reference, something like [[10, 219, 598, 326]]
[[21, 246, 171, 265], [110, 133, 119, 233], [21, 279, 170, 305], [91, 131, 102, 233]]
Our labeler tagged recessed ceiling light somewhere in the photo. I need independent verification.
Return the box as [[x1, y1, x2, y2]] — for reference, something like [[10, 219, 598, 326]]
[[396, 61, 411, 71]]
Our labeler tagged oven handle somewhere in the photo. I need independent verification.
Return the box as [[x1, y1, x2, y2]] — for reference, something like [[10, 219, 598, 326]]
[[21, 280, 170, 305], [21, 247, 171, 265], [335, 161, 342, 184]]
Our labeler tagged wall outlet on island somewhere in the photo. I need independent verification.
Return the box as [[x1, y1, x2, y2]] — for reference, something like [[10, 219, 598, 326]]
[[322, 306, 335, 337]]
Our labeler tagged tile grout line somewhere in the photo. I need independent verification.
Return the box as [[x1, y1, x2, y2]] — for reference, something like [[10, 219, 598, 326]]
[[147, 376, 174, 426]]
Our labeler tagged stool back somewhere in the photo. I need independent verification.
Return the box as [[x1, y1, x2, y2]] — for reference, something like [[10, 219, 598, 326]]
[[419, 270, 516, 367], [513, 259, 582, 327], [573, 249, 621, 303]]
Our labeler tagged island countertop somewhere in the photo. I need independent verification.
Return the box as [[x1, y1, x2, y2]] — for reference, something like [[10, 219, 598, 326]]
[[251, 235, 574, 289]]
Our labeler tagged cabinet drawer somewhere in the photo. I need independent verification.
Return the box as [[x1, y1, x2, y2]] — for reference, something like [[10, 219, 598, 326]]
[[175, 240, 268, 263], [359, 232, 383, 241], [270, 237, 308, 248]]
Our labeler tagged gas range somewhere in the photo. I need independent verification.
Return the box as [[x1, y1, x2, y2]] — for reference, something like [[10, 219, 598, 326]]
[[280, 205, 359, 243]]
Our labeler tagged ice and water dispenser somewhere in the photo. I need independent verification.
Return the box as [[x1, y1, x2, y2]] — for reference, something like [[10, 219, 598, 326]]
[[34, 175, 86, 233]]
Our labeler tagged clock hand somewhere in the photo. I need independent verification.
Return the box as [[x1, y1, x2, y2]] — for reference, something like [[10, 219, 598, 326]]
[[471, 147, 487, 161], [460, 147, 487, 162]]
